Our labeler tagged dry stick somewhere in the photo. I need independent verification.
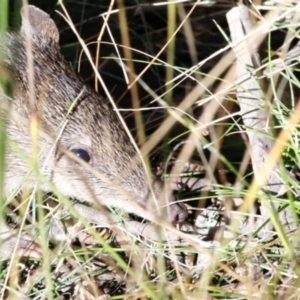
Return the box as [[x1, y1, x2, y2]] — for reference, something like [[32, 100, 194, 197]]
[[227, 5, 297, 236]]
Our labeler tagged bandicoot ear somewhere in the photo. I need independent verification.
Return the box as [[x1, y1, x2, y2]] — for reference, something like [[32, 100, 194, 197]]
[[21, 5, 59, 47]]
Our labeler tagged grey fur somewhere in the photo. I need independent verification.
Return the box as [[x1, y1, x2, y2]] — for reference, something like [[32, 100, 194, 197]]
[[0, 4, 187, 240]]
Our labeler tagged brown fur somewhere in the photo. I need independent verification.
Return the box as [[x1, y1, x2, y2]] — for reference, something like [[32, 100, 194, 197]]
[[0, 5, 187, 228]]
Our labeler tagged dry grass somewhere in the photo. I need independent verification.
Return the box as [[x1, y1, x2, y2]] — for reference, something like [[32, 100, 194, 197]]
[[0, 0, 300, 299]]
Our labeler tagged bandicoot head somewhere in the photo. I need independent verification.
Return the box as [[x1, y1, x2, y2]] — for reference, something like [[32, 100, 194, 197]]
[[1, 5, 187, 224]]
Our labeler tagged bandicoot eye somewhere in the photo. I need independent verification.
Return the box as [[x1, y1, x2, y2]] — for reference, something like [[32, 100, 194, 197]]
[[71, 149, 91, 163]]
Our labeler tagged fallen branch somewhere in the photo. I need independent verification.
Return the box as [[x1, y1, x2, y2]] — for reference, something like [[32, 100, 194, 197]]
[[226, 4, 298, 236]]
